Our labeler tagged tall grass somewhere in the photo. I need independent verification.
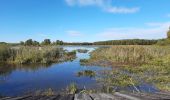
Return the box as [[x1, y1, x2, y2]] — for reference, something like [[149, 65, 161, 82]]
[[89, 45, 170, 65], [87, 45, 170, 91], [0, 45, 76, 64], [0, 44, 15, 62], [66, 83, 77, 94]]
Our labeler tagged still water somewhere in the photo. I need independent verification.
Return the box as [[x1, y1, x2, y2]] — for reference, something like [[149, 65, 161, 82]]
[[0, 46, 108, 96], [0, 46, 159, 96]]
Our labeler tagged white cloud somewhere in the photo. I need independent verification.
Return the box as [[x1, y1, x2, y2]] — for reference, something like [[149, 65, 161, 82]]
[[105, 7, 139, 14], [66, 30, 83, 36], [65, 0, 139, 14], [98, 22, 170, 40], [65, 0, 106, 6]]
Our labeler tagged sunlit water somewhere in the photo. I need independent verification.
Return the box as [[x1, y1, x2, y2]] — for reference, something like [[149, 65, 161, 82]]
[[0, 46, 108, 96], [0, 46, 159, 96]]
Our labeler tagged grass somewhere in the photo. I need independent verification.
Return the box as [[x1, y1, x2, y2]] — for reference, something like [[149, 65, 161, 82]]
[[42, 88, 55, 96], [0, 45, 76, 64], [66, 83, 78, 94], [77, 70, 96, 78], [84, 45, 170, 92], [79, 59, 89, 65], [88, 45, 170, 65], [97, 70, 139, 93]]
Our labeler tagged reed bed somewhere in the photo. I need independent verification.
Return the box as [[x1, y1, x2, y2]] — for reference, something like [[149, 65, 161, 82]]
[[89, 45, 170, 65], [0, 45, 76, 64], [85, 45, 170, 91]]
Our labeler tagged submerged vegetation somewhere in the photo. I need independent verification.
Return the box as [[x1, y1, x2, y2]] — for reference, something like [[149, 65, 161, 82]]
[[0, 45, 76, 64]]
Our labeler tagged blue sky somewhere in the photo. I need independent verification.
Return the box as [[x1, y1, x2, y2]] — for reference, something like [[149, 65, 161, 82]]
[[0, 0, 170, 43]]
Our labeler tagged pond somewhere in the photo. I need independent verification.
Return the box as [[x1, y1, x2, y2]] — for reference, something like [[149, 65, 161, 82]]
[[0, 46, 109, 96], [0, 46, 159, 96]]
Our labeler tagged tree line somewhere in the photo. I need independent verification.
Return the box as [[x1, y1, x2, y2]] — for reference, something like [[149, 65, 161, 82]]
[[93, 39, 158, 45], [19, 39, 93, 46], [20, 39, 64, 46], [18, 39, 159, 46]]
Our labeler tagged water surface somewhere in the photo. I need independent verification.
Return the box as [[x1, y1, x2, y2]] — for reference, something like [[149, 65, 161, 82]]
[[0, 46, 107, 96]]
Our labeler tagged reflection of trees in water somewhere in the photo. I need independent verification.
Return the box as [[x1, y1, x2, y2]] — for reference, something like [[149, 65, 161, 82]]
[[14, 63, 52, 72], [0, 63, 53, 76], [0, 63, 14, 76], [0, 63, 54, 83]]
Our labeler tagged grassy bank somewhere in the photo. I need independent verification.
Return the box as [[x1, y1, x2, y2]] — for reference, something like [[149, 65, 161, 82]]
[[0, 45, 76, 64], [83, 45, 170, 91], [83, 45, 170, 66]]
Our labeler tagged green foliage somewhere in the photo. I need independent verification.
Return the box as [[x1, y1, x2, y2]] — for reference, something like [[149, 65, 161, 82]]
[[41, 39, 51, 45], [22, 39, 40, 46], [55, 40, 64, 45], [94, 39, 158, 45], [157, 39, 170, 46], [25, 39, 33, 46]]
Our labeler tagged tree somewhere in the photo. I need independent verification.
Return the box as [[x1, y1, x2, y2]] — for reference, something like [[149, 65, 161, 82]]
[[42, 39, 51, 45], [20, 41, 25, 45], [25, 39, 33, 46], [56, 40, 64, 45], [33, 41, 39, 46], [167, 27, 170, 39]]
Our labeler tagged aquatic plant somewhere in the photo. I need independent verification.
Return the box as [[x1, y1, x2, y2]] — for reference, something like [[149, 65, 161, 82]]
[[86, 45, 170, 91], [79, 59, 89, 65], [77, 49, 88, 53], [98, 70, 139, 93], [77, 70, 96, 78], [66, 83, 78, 94]]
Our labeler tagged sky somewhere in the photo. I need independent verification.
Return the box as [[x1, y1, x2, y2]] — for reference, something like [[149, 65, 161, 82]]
[[0, 0, 170, 43]]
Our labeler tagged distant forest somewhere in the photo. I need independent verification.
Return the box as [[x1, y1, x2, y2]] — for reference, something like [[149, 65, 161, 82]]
[[0, 39, 159, 46], [93, 39, 158, 45]]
